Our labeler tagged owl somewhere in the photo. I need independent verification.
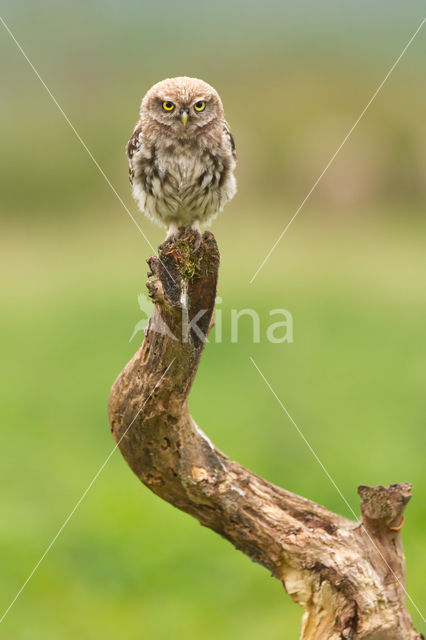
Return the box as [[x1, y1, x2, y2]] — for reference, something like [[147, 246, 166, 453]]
[[126, 77, 236, 240]]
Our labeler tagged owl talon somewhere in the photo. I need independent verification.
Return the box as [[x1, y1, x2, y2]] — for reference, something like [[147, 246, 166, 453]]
[[158, 230, 179, 253], [192, 232, 202, 253]]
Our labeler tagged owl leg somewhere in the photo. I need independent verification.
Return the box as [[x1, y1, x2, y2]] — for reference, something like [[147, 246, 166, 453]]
[[166, 222, 179, 240], [191, 220, 201, 234], [191, 220, 202, 252], [157, 223, 179, 252]]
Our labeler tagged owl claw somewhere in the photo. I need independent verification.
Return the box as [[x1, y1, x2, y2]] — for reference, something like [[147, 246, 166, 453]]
[[158, 234, 178, 253], [158, 225, 201, 253], [189, 221, 202, 253], [192, 232, 202, 253]]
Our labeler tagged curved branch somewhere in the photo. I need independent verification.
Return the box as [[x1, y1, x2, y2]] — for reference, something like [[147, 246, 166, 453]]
[[108, 229, 421, 640]]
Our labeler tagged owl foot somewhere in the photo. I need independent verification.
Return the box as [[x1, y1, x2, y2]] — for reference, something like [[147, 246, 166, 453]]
[[158, 224, 202, 253], [158, 236, 178, 253], [158, 224, 179, 252], [190, 221, 202, 253], [181, 225, 202, 253], [192, 232, 202, 253]]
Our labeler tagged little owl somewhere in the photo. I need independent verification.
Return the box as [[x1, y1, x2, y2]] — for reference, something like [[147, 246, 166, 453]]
[[127, 76, 236, 240]]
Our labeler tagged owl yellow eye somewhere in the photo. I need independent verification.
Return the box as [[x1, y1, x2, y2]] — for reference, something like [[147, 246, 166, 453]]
[[162, 101, 175, 112], [194, 101, 206, 112]]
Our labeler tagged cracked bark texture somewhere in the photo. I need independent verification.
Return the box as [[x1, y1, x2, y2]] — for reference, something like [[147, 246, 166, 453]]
[[108, 229, 421, 640]]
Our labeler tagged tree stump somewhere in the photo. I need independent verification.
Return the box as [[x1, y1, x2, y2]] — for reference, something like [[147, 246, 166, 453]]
[[108, 229, 422, 640]]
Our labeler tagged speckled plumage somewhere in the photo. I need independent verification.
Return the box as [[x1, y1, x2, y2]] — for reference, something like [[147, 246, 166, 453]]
[[127, 77, 236, 237]]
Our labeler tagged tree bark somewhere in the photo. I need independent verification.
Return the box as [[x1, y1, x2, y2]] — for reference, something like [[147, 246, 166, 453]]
[[108, 229, 422, 640]]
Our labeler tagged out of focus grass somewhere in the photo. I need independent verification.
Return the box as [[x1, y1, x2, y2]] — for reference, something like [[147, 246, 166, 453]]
[[0, 209, 425, 638]]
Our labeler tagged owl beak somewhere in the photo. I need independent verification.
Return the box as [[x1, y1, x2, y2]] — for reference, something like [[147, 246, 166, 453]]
[[180, 108, 189, 127]]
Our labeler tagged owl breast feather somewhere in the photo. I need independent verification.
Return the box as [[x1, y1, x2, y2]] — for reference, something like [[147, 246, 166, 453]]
[[131, 140, 236, 229]]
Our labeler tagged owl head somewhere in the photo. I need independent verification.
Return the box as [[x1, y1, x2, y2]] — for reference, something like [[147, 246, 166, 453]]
[[140, 77, 224, 137]]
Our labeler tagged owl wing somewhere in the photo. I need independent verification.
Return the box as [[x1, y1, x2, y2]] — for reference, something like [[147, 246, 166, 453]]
[[224, 121, 236, 161], [126, 122, 143, 183]]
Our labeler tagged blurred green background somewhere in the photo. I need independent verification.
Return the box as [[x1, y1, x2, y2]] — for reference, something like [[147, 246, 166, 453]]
[[1, 1, 425, 637]]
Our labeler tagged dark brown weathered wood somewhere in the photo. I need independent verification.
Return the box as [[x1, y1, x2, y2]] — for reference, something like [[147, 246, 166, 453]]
[[108, 229, 421, 640]]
